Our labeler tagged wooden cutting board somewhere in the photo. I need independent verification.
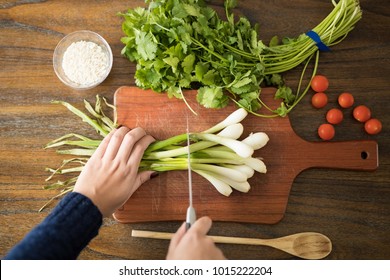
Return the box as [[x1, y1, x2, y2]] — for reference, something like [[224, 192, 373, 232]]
[[113, 86, 378, 224]]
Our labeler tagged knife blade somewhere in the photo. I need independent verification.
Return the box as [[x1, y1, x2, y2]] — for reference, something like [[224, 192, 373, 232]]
[[185, 117, 196, 231]]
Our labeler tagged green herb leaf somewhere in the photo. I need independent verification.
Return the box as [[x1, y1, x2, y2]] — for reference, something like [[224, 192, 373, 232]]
[[269, 36, 279, 47], [197, 86, 229, 108], [232, 77, 252, 88], [182, 54, 196, 74], [274, 102, 289, 117], [172, 4, 188, 18], [202, 69, 218, 86], [224, 0, 238, 10], [195, 62, 209, 81], [163, 56, 180, 73], [275, 86, 295, 105], [135, 31, 157, 60], [183, 3, 201, 17]]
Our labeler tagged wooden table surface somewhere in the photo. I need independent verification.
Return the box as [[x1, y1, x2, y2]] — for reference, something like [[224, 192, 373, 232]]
[[1, 0, 389, 260]]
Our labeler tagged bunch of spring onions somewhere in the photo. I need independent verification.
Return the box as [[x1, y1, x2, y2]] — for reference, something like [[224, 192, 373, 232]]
[[41, 95, 268, 211], [263, 0, 362, 75]]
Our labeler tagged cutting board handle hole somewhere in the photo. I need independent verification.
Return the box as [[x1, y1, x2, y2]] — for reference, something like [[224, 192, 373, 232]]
[[361, 151, 369, 160]]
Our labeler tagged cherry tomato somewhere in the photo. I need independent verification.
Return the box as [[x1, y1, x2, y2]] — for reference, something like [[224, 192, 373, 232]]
[[326, 108, 343, 124], [338, 92, 354, 108], [311, 92, 328, 109], [364, 118, 382, 135], [318, 123, 335, 141], [311, 75, 329, 92], [353, 105, 371, 122]]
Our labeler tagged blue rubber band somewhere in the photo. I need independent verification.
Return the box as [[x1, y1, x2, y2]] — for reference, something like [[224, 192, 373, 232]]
[[306, 30, 330, 52]]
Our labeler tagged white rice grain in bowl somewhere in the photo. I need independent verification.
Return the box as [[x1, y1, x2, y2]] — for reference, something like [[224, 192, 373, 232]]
[[53, 30, 113, 90]]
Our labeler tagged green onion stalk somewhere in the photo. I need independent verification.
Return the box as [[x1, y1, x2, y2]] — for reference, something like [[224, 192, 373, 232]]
[[41, 96, 269, 211]]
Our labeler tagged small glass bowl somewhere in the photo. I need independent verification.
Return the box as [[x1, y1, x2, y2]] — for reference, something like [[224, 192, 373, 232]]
[[53, 30, 113, 90]]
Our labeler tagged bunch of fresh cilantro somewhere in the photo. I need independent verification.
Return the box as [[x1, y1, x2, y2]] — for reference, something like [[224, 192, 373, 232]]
[[119, 0, 362, 116]]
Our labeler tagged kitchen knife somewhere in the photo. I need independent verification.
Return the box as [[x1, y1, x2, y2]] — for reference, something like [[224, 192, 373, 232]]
[[185, 119, 196, 230]]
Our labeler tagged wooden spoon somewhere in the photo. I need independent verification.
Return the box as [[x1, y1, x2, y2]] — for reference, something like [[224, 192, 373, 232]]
[[132, 230, 332, 259]]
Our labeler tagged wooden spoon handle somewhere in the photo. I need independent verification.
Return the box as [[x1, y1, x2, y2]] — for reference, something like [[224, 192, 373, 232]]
[[132, 230, 173, 240], [132, 229, 269, 245]]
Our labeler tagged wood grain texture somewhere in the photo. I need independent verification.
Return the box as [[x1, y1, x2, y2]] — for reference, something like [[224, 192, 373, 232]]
[[113, 86, 378, 224], [0, 0, 389, 259]]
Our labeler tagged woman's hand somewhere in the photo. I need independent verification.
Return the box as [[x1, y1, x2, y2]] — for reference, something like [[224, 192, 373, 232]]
[[73, 127, 155, 217], [166, 216, 226, 260]]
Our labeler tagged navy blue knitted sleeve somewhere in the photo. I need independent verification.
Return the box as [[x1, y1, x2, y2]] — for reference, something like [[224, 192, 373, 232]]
[[4, 192, 103, 260]]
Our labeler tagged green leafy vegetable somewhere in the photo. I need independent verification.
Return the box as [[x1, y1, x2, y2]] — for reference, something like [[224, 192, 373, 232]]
[[119, 0, 362, 116]]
